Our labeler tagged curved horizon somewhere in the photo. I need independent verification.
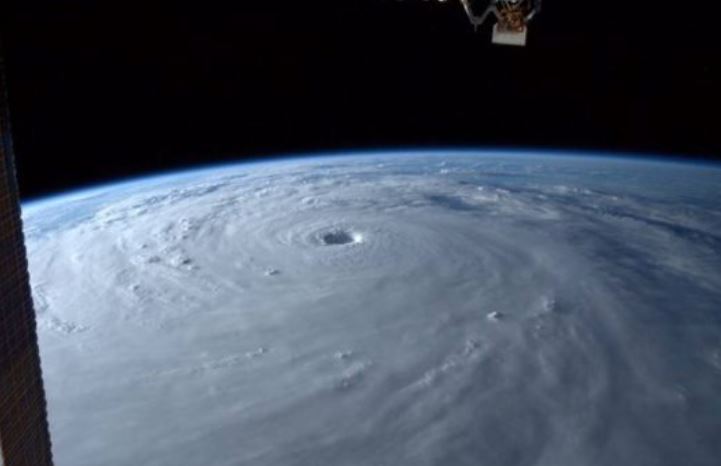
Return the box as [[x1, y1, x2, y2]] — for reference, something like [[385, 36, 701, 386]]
[[21, 148, 721, 210]]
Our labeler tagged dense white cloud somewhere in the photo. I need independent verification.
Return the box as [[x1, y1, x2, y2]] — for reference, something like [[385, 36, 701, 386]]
[[23, 153, 721, 465]]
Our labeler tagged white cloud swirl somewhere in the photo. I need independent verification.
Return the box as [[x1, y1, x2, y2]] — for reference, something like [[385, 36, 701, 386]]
[[22, 152, 721, 466]]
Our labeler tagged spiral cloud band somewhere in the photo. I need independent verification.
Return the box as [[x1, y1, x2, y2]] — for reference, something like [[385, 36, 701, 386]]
[[22, 152, 721, 465]]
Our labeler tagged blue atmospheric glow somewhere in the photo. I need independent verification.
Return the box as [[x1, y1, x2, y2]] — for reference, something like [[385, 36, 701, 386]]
[[21, 148, 720, 211]]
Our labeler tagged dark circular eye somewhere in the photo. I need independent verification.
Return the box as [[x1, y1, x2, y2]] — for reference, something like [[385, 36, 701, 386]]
[[321, 230, 356, 245]]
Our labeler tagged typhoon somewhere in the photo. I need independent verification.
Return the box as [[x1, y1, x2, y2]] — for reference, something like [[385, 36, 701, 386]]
[[22, 152, 721, 465]]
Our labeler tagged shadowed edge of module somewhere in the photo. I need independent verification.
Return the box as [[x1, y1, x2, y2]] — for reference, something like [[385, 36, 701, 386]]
[[0, 40, 54, 466]]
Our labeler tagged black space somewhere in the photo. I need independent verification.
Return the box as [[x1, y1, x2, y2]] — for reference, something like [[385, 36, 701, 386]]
[[2, 1, 720, 200]]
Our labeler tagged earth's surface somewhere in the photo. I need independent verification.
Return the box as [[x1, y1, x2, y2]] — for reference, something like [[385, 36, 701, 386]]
[[22, 151, 721, 465]]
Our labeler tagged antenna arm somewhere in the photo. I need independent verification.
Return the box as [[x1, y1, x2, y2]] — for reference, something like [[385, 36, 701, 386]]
[[458, 0, 500, 29]]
